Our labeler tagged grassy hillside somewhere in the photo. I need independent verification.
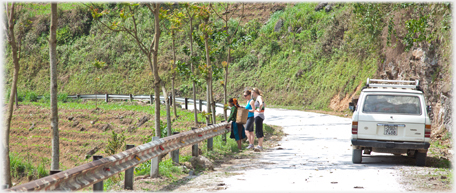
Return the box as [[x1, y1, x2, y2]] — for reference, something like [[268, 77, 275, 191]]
[[4, 3, 452, 112], [220, 3, 377, 109]]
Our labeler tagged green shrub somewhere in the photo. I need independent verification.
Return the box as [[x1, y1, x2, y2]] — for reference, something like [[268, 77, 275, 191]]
[[26, 91, 38, 102], [160, 120, 168, 137], [57, 25, 73, 45], [134, 160, 151, 176], [58, 93, 68, 102], [236, 54, 258, 70], [159, 158, 183, 179], [269, 41, 280, 54], [104, 131, 126, 156], [9, 152, 49, 180], [39, 93, 50, 103]]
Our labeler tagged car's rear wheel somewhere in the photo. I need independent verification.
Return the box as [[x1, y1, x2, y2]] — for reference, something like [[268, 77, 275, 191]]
[[416, 152, 427, 166], [352, 149, 362, 164]]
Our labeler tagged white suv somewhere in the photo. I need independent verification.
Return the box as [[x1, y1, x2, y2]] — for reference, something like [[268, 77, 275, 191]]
[[349, 79, 431, 166]]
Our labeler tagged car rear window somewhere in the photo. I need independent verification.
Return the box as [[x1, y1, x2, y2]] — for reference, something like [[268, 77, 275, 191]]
[[362, 95, 422, 115]]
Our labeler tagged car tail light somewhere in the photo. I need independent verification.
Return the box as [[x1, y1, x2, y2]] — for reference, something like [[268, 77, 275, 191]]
[[425, 124, 431, 138], [352, 121, 358, 134]]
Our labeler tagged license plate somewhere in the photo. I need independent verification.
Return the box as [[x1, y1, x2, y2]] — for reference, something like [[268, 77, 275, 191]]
[[384, 125, 398, 136]]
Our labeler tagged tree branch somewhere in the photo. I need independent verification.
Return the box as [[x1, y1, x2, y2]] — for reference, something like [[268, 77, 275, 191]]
[[232, 3, 245, 36], [7, 2, 14, 44], [127, 5, 149, 55], [146, 3, 154, 13], [210, 3, 227, 22]]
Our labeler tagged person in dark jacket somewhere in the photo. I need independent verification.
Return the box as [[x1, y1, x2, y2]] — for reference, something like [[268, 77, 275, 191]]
[[228, 98, 246, 150]]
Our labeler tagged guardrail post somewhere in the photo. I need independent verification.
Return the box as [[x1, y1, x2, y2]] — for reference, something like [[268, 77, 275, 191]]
[[169, 95, 172, 106], [199, 99, 202, 112], [150, 137, 159, 178], [76, 94, 80, 100], [105, 94, 108, 103], [191, 127, 198, 157], [93, 155, 103, 191], [150, 95, 153, 104], [124, 145, 135, 190], [221, 121, 226, 144], [171, 132, 180, 164], [207, 124, 213, 151], [184, 98, 188, 109], [129, 94, 133, 102]]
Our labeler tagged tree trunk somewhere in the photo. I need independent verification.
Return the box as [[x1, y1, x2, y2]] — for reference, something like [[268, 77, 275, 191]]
[[204, 30, 212, 125], [224, 47, 230, 121], [210, 60, 216, 124], [206, 79, 211, 124], [50, 3, 59, 170], [161, 85, 172, 137], [152, 3, 161, 139], [162, 84, 173, 159], [211, 83, 216, 124], [223, 21, 229, 121], [2, 3, 19, 187], [189, 18, 198, 126], [171, 32, 177, 118]]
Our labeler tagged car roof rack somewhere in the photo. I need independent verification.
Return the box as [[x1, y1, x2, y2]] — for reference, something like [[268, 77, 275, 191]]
[[365, 78, 422, 90]]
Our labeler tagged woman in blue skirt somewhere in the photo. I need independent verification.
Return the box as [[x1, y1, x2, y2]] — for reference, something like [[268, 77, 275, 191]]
[[228, 98, 246, 150]]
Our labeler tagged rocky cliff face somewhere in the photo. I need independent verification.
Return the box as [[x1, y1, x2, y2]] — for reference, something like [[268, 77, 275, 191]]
[[380, 45, 452, 134], [379, 11, 452, 134]]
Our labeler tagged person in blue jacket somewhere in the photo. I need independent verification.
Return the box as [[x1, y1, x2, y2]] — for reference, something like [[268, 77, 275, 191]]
[[243, 90, 255, 149]]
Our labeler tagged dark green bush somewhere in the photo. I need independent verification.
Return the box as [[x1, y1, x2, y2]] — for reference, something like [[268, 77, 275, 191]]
[[58, 93, 68, 102], [26, 92, 38, 102], [237, 54, 258, 70]]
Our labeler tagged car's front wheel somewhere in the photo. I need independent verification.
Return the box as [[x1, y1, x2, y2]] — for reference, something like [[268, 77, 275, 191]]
[[352, 148, 362, 164]]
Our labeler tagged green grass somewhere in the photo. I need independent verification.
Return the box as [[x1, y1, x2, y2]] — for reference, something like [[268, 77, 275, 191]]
[[21, 3, 84, 18], [133, 133, 241, 180], [103, 172, 124, 191], [10, 152, 49, 180], [202, 135, 241, 161]]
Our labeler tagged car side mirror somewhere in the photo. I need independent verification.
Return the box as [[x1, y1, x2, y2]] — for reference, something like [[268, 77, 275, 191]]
[[349, 102, 355, 112], [427, 105, 432, 113]]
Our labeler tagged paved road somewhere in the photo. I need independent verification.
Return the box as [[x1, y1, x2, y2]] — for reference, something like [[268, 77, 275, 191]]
[[216, 108, 410, 192]]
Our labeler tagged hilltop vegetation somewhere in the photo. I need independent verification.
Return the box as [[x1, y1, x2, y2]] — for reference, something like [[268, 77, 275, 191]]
[[4, 3, 452, 126]]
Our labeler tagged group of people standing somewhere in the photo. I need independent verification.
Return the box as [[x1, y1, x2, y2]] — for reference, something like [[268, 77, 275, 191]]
[[227, 88, 265, 151]]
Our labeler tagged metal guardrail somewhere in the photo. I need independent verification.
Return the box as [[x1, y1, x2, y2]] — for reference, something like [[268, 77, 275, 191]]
[[7, 122, 230, 191], [60, 94, 225, 108]]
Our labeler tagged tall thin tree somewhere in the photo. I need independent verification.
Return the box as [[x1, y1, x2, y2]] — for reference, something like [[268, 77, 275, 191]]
[[2, 2, 20, 187], [165, 8, 184, 119], [210, 3, 245, 121], [49, 2, 59, 171], [182, 3, 200, 127], [203, 5, 215, 124]]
